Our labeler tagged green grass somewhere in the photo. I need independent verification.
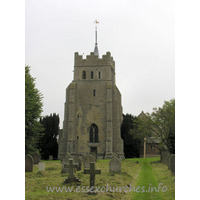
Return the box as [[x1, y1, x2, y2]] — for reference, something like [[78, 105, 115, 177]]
[[129, 158, 175, 200], [25, 157, 175, 200], [151, 161, 175, 200], [132, 159, 164, 200]]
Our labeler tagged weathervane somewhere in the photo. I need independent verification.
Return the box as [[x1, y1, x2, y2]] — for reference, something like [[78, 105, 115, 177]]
[[94, 20, 99, 24], [94, 20, 99, 44], [93, 20, 99, 57]]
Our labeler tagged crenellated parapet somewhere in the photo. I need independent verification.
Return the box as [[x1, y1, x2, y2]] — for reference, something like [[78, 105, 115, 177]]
[[74, 52, 115, 68]]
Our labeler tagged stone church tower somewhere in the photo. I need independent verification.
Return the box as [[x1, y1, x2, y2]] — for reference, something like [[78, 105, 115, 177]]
[[58, 24, 125, 159]]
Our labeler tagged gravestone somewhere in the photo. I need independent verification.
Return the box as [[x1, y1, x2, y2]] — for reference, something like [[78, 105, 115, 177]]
[[25, 154, 33, 172], [168, 154, 175, 176], [49, 155, 53, 160], [109, 155, 121, 173], [38, 162, 45, 171], [83, 155, 96, 170], [161, 151, 171, 166], [32, 153, 40, 164], [73, 155, 82, 171], [84, 162, 101, 194], [83, 156, 90, 170], [64, 159, 81, 184], [79, 155, 83, 162], [61, 153, 72, 173]]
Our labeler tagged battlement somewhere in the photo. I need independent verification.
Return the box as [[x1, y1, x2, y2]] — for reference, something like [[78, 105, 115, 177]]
[[74, 52, 115, 68]]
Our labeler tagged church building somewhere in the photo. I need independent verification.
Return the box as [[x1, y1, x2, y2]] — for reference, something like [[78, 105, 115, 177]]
[[58, 22, 125, 159]]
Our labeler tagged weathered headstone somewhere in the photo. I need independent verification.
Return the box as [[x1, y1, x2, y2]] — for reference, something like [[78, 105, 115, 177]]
[[168, 154, 175, 176], [83, 155, 96, 170], [61, 153, 72, 173], [109, 155, 121, 173], [38, 162, 45, 171], [79, 155, 83, 162], [73, 155, 82, 171], [49, 155, 53, 160], [32, 153, 40, 164], [84, 162, 101, 194], [83, 155, 90, 170], [25, 154, 34, 172], [64, 159, 81, 184], [161, 151, 171, 166]]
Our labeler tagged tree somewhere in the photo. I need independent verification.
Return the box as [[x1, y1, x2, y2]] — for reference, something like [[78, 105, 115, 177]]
[[25, 66, 43, 155], [121, 114, 142, 158], [135, 99, 175, 154], [37, 113, 59, 159]]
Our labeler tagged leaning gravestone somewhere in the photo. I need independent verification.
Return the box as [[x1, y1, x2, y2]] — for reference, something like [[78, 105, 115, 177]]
[[64, 159, 81, 184], [38, 162, 45, 171], [25, 154, 34, 172], [61, 153, 72, 173], [49, 155, 53, 160], [32, 153, 40, 164], [162, 151, 171, 166], [109, 155, 121, 173], [84, 162, 101, 194], [168, 154, 175, 176]]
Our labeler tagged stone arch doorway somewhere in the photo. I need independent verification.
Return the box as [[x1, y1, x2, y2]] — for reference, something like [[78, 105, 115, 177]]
[[89, 123, 98, 157]]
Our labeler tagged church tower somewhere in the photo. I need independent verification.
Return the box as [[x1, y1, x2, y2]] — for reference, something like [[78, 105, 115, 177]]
[[58, 22, 125, 160]]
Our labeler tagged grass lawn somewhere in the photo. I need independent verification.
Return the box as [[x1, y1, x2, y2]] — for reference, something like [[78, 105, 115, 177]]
[[25, 157, 175, 199]]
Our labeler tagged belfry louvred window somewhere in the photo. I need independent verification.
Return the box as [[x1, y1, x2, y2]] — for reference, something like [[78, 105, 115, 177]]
[[91, 71, 93, 79], [82, 71, 86, 79]]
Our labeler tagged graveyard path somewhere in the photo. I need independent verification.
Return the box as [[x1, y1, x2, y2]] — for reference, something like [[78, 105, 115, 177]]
[[131, 159, 165, 200]]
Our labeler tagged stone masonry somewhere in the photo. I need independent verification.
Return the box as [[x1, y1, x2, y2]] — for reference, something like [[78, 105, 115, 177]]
[[58, 52, 125, 160]]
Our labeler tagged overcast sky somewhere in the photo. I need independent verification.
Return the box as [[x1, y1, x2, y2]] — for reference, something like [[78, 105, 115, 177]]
[[25, 0, 174, 128]]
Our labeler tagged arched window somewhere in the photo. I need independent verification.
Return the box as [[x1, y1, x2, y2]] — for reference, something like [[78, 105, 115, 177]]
[[93, 89, 96, 96], [82, 71, 86, 79], [98, 71, 101, 79], [91, 71, 93, 79], [89, 124, 98, 143]]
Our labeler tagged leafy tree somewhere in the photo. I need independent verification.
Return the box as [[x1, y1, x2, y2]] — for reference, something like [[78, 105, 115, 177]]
[[121, 114, 141, 158], [37, 113, 59, 159], [25, 66, 43, 155], [135, 99, 175, 154]]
